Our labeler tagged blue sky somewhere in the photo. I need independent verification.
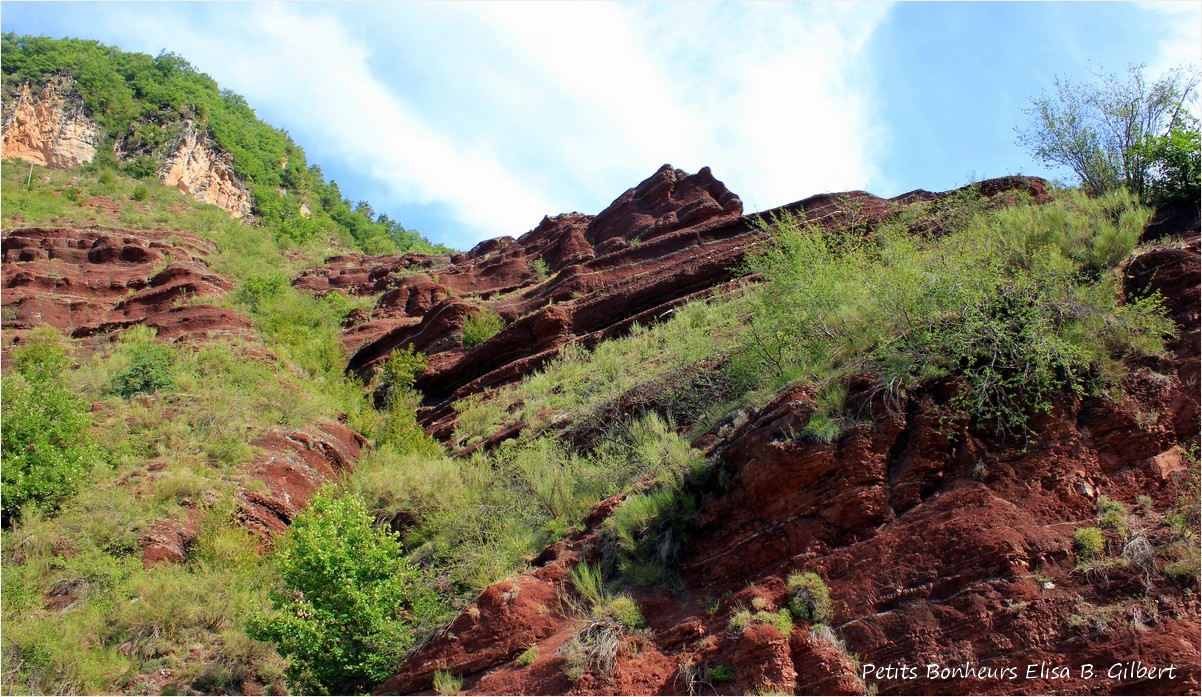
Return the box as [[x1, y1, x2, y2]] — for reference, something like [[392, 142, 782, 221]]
[[2, 2, 1199, 250]]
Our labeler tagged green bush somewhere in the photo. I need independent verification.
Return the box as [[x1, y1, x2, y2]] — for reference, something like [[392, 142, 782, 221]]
[[1074, 527, 1105, 562], [741, 190, 1173, 438], [707, 664, 735, 682], [802, 413, 841, 443], [517, 645, 539, 668], [461, 308, 505, 349], [727, 608, 752, 635], [1, 330, 101, 520], [248, 490, 444, 695], [108, 341, 176, 398], [754, 609, 794, 637], [530, 258, 550, 279], [1096, 496, 1129, 535], [787, 571, 833, 624], [606, 595, 645, 630], [130, 184, 149, 201], [234, 273, 290, 314], [378, 345, 427, 398], [1134, 122, 1201, 203]]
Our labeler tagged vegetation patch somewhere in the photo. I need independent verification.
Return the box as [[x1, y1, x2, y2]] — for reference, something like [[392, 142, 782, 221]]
[[461, 307, 505, 349], [248, 490, 445, 695], [787, 571, 834, 624]]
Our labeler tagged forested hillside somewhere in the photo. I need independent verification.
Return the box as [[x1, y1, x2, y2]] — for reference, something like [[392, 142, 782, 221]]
[[2, 34, 450, 255]]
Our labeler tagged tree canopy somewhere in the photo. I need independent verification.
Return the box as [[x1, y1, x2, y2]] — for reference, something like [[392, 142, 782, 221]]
[[1016, 63, 1200, 202]]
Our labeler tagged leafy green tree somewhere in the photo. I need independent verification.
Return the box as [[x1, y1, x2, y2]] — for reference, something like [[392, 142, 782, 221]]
[[1131, 119, 1202, 202], [1016, 63, 1199, 200], [1, 330, 102, 522], [248, 491, 443, 695]]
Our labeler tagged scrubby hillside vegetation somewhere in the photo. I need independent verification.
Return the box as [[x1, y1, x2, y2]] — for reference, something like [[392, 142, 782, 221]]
[[1, 41, 1199, 697]]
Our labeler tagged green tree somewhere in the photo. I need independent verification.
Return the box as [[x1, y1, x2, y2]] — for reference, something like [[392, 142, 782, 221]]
[[1132, 119, 1202, 202], [248, 490, 443, 694], [1, 330, 102, 522], [1016, 63, 1199, 199], [108, 341, 176, 398]]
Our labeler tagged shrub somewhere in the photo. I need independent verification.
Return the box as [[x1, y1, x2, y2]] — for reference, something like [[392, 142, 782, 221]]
[[569, 561, 608, 609], [606, 595, 645, 630], [378, 345, 427, 398], [108, 341, 176, 398], [248, 490, 444, 695], [1074, 527, 1106, 562], [557, 617, 624, 683], [234, 273, 290, 313], [754, 609, 794, 637], [1096, 496, 1129, 536], [558, 636, 589, 683], [432, 670, 462, 696], [707, 664, 735, 682], [530, 257, 550, 279], [1165, 539, 1201, 582], [742, 192, 1173, 439], [130, 184, 149, 201], [727, 608, 752, 635], [802, 413, 841, 443], [517, 645, 540, 668], [787, 571, 833, 624], [1133, 122, 1201, 202], [461, 307, 504, 349], [1, 330, 101, 521]]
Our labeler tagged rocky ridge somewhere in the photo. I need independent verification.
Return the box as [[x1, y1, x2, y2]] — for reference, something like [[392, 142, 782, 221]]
[[296, 166, 1048, 443], [0, 223, 364, 568], [368, 189, 1201, 696], [1, 225, 251, 348], [1, 76, 100, 168], [1, 77, 254, 218]]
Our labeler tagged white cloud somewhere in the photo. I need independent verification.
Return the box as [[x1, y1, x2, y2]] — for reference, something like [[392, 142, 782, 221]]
[[1138, 1, 1201, 116], [1138, 3, 1201, 66], [17, 2, 892, 246], [626, 2, 892, 210], [427, 1, 892, 214]]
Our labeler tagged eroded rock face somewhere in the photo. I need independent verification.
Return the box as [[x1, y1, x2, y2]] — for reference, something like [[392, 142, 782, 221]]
[[157, 121, 254, 219], [373, 189, 1198, 697], [3, 78, 256, 219], [297, 166, 1048, 443], [1, 77, 100, 168], [237, 422, 367, 539], [1, 226, 252, 352], [379, 365, 1200, 696]]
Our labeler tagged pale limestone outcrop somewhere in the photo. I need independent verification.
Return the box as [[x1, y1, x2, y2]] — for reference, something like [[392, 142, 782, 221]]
[[1, 77, 100, 168], [157, 121, 254, 219]]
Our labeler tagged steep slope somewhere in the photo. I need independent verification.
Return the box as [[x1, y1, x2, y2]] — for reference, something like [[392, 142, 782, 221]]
[[368, 187, 1199, 696], [0, 162, 383, 695], [299, 166, 1048, 444], [1, 34, 448, 254], [1, 76, 100, 169]]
